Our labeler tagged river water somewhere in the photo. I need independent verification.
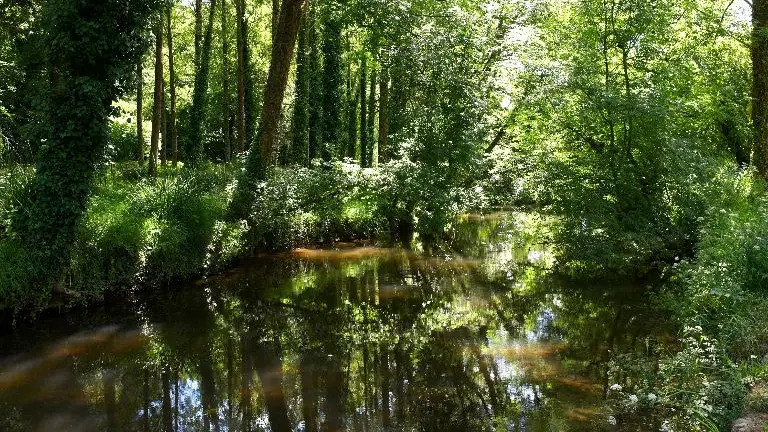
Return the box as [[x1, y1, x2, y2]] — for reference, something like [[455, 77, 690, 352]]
[[0, 213, 667, 431]]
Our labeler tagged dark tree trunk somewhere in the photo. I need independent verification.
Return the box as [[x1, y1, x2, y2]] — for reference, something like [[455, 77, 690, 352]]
[[272, 0, 280, 45], [291, 15, 310, 166], [194, 0, 203, 68], [252, 0, 308, 178], [149, 14, 163, 177], [188, 0, 218, 165], [222, 0, 232, 163], [321, 14, 344, 161], [754, 0, 768, 177], [359, 57, 368, 167], [166, 6, 179, 166], [137, 59, 145, 164], [378, 67, 390, 162], [161, 78, 167, 166], [236, 0, 247, 154], [307, 7, 322, 162], [367, 65, 376, 166], [346, 63, 358, 159]]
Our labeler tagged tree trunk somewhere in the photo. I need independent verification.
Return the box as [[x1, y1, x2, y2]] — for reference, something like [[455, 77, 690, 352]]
[[166, 6, 178, 166], [194, 0, 203, 68], [137, 59, 145, 164], [222, 0, 232, 163], [367, 65, 376, 166], [291, 15, 310, 166], [149, 14, 163, 177], [253, 0, 308, 178], [188, 0, 218, 165], [236, 0, 247, 154], [359, 57, 367, 167], [272, 0, 280, 45], [346, 63, 357, 159], [160, 78, 167, 166], [754, 0, 768, 177], [378, 67, 390, 162], [307, 7, 322, 162], [321, 14, 344, 161]]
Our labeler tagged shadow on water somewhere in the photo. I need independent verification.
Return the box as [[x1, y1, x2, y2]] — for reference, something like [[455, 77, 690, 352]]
[[0, 213, 673, 431]]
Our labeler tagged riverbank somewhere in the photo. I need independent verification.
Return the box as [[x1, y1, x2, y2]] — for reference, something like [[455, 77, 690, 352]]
[[0, 161, 482, 312]]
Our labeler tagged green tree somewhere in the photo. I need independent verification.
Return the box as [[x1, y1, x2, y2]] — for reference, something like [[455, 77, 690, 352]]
[[11, 0, 162, 298], [321, 8, 344, 161], [754, 0, 768, 177]]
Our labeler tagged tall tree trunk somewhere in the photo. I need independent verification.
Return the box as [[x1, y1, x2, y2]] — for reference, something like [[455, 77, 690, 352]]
[[137, 59, 145, 164], [194, 0, 203, 68], [161, 78, 167, 166], [291, 15, 310, 166], [307, 7, 322, 162], [378, 67, 390, 162], [166, 6, 179, 166], [189, 0, 218, 165], [236, 0, 247, 154], [149, 14, 163, 176], [252, 0, 308, 178], [367, 65, 376, 166], [359, 57, 368, 167], [346, 63, 357, 159], [200, 349, 220, 432], [222, 0, 232, 163], [754, 0, 768, 177], [321, 14, 344, 161], [272, 0, 280, 44]]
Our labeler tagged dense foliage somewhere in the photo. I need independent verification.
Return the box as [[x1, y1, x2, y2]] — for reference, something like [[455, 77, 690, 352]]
[[1, 0, 768, 429]]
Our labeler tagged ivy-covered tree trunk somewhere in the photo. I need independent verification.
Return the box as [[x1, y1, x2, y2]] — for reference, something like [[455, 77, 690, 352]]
[[194, 0, 203, 68], [149, 14, 163, 176], [166, 6, 179, 166], [359, 57, 368, 167], [13, 0, 161, 299], [753, 0, 768, 178], [235, 0, 246, 154], [291, 16, 310, 166], [252, 0, 307, 177], [221, 0, 232, 163], [378, 67, 390, 162], [161, 79, 167, 166], [308, 8, 322, 163], [188, 0, 218, 165], [367, 65, 376, 166], [346, 63, 357, 159], [321, 14, 344, 161], [137, 59, 145, 164]]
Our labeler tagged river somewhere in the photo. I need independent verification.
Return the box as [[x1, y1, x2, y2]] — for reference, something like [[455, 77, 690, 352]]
[[0, 213, 669, 431]]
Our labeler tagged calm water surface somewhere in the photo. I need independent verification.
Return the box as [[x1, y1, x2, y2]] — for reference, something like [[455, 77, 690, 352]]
[[0, 213, 667, 431]]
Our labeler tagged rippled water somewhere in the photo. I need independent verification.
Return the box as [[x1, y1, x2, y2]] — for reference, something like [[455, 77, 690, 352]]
[[0, 213, 666, 431]]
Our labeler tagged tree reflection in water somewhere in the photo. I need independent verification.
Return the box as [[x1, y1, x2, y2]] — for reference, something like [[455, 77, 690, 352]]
[[0, 213, 672, 431]]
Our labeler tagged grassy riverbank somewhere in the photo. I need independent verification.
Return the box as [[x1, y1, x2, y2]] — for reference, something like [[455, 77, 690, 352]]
[[0, 161, 481, 311]]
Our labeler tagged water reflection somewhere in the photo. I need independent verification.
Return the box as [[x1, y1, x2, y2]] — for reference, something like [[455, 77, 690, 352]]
[[0, 213, 669, 431]]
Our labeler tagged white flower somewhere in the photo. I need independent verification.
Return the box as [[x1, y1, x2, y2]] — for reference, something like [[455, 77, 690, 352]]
[[607, 415, 617, 426], [628, 394, 639, 404], [610, 384, 623, 392], [647, 393, 657, 402]]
